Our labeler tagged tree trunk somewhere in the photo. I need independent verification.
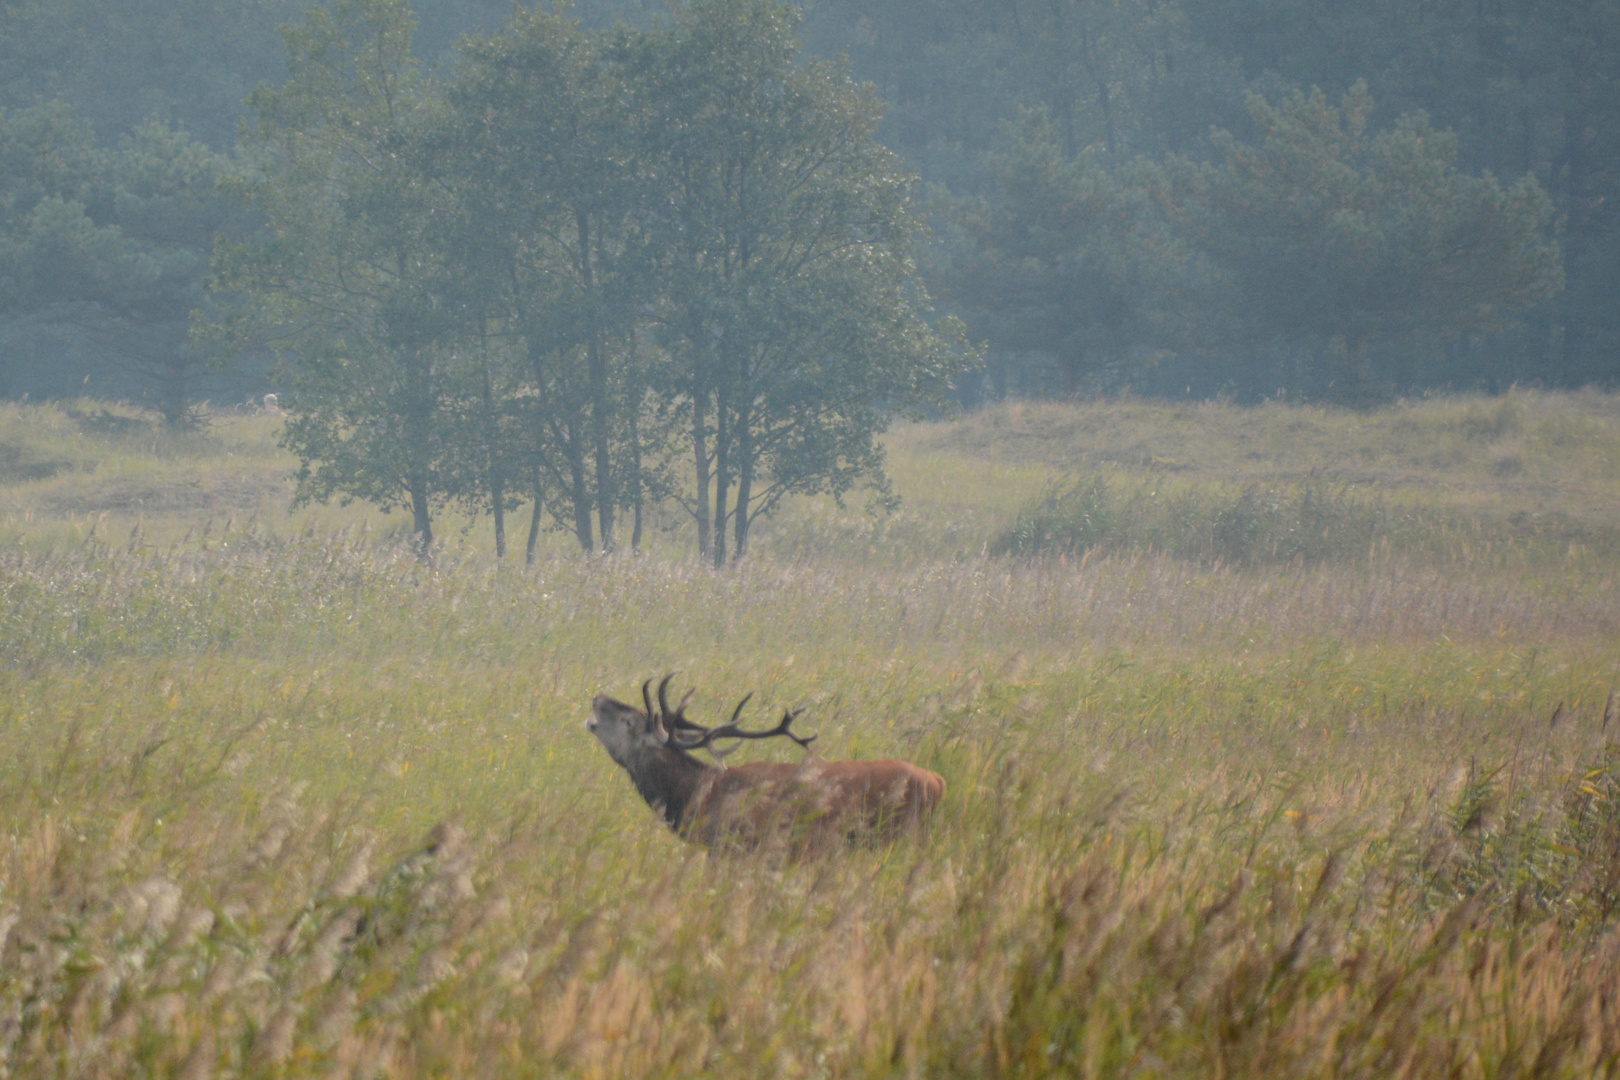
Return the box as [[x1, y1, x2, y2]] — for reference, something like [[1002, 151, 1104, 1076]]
[[564, 414, 594, 552], [1554, 103, 1591, 375], [589, 334, 615, 553], [532, 343, 593, 553], [1097, 78, 1117, 155], [526, 465, 544, 566], [732, 403, 753, 562], [408, 469, 434, 560], [159, 358, 189, 426], [1344, 332, 1370, 388], [483, 364, 505, 559], [692, 390, 712, 562], [577, 207, 615, 552], [1054, 90, 1078, 160], [711, 396, 729, 568], [403, 345, 434, 561], [629, 387, 644, 553], [491, 470, 506, 559], [1059, 347, 1084, 397]]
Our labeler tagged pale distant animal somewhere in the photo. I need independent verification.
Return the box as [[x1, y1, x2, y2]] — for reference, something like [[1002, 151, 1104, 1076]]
[[262, 393, 281, 414], [587, 676, 945, 851]]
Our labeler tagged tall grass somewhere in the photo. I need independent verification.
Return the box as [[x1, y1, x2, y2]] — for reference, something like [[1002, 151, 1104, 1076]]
[[2, 391, 1619, 1077], [987, 473, 1620, 569]]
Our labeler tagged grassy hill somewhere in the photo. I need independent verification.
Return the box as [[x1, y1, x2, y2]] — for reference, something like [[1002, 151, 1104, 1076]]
[[1, 391, 1618, 1078]]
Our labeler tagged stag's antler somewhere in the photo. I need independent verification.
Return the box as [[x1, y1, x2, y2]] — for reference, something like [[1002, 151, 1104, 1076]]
[[647, 674, 816, 759], [668, 691, 817, 759], [654, 674, 700, 736]]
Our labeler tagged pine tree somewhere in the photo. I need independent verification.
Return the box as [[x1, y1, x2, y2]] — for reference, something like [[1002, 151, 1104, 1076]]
[[1167, 82, 1563, 393]]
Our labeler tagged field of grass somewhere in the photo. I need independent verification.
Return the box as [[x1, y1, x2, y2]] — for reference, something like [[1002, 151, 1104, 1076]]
[[2, 390, 1619, 1078]]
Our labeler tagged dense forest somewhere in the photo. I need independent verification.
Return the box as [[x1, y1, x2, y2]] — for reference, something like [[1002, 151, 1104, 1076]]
[[0, 0, 1611, 415]]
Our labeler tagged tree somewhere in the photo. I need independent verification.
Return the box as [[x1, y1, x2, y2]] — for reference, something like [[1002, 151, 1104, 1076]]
[[1167, 83, 1563, 391], [643, 0, 968, 565], [0, 103, 132, 314], [212, 0, 453, 553], [214, 0, 966, 564], [950, 113, 1191, 394], [438, 9, 653, 554], [0, 103, 239, 421], [94, 121, 247, 423], [0, 0, 301, 148]]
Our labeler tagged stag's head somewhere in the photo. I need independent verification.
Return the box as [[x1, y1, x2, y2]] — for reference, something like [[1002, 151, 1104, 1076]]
[[588, 675, 815, 769], [587, 680, 669, 768]]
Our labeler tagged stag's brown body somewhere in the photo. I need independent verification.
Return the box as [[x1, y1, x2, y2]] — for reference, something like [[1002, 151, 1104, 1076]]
[[588, 680, 944, 850]]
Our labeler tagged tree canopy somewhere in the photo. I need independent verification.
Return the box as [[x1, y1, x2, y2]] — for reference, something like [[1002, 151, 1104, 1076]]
[[0, 102, 240, 420], [214, 0, 967, 561], [1166, 83, 1562, 390], [0, 0, 1610, 467]]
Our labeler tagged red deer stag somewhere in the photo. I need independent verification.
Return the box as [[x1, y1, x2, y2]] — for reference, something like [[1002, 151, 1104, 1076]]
[[587, 676, 945, 850]]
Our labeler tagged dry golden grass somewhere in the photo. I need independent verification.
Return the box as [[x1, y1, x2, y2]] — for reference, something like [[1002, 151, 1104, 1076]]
[[1, 391, 1618, 1078]]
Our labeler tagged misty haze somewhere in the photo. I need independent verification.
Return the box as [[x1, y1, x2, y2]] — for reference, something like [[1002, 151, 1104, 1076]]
[[1, 1, 1617, 1077]]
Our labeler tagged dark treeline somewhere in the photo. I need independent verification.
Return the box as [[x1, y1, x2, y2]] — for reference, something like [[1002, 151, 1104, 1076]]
[[796, 0, 1603, 399], [0, 0, 1610, 414]]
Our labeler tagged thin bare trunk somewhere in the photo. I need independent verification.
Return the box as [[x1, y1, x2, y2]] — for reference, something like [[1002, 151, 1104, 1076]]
[[1061, 350, 1082, 397], [712, 398, 729, 569], [483, 364, 505, 559], [160, 358, 189, 427], [578, 207, 615, 552], [629, 387, 644, 553], [526, 465, 544, 566], [408, 471, 433, 560], [590, 336, 614, 553], [692, 389, 712, 562], [1098, 78, 1117, 155], [491, 472, 506, 559], [1345, 332, 1370, 388], [565, 413, 593, 552], [404, 345, 434, 562], [1054, 89, 1078, 160], [732, 403, 753, 562]]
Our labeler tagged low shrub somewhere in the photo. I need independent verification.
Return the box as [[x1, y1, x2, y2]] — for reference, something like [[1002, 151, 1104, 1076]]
[[993, 475, 1412, 565]]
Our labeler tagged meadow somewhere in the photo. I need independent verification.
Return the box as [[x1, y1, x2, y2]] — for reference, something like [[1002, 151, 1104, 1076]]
[[1, 390, 1619, 1078]]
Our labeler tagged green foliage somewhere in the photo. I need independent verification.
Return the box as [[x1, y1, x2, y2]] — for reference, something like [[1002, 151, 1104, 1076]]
[[993, 473, 1421, 565], [950, 115, 1191, 393], [0, 0, 303, 147], [0, 103, 238, 422], [438, 6, 662, 556], [4, 0, 1620, 404], [639, 0, 969, 563], [1167, 83, 1564, 390], [0, 103, 139, 316], [213, 0, 454, 547], [216, 0, 968, 563]]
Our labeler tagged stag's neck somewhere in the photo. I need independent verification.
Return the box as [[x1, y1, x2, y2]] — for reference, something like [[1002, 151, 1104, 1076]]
[[624, 745, 716, 831]]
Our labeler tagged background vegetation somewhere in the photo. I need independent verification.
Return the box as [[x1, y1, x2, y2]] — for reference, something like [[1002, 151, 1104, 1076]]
[[1, 0, 1613, 415], [2, 390, 1618, 1077]]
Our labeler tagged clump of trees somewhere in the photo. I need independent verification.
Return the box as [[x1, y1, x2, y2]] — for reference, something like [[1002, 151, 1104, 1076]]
[[808, 0, 1606, 396], [212, 0, 967, 563], [0, 0, 1598, 489], [946, 84, 1563, 400], [0, 103, 245, 421], [1164, 83, 1562, 392]]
